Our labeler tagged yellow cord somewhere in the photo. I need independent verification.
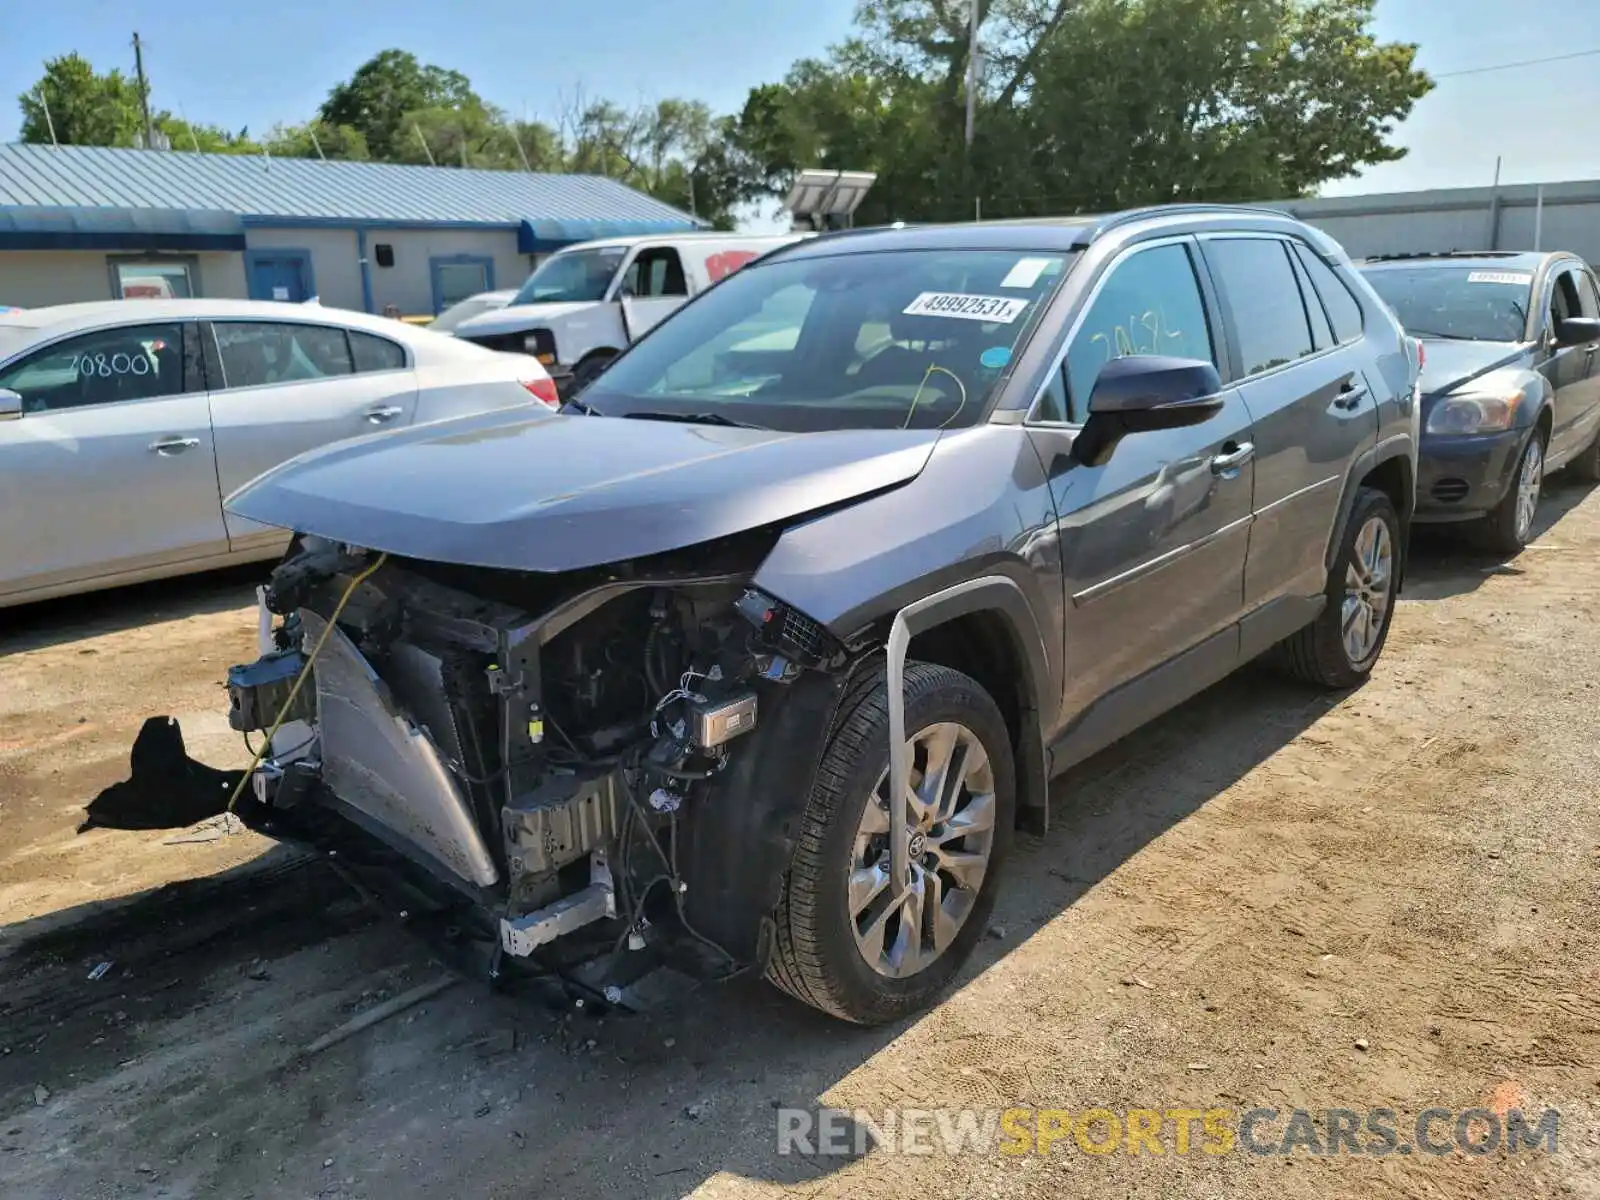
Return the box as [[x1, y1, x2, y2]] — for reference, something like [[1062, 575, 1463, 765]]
[[901, 364, 968, 429], [224, 552, 389, 815]]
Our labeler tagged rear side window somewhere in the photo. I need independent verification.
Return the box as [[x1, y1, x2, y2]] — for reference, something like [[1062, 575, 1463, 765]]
[[350, 330, 407, 373], [1288, 251, 1335, 351], [1577, 270, 1600, 319], [214, 322, 354, 389], [1205, 239, 1314, 376], [0, 322, 188, 413], [1293, 246, 1365, 343]]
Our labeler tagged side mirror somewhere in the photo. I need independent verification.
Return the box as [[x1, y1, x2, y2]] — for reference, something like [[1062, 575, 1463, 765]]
[[1071, 356, 1224, 467], [0, 387, 22, 422], [1555, 316, 1600, 347]]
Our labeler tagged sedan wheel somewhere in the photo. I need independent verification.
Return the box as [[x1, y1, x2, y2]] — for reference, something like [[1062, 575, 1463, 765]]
[[1483, 431, 1545, 554], [1514, 436, 1543, 544]]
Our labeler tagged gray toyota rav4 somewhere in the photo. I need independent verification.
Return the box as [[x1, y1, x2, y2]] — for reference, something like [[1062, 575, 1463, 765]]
[[215, 205, 1419, 1025]]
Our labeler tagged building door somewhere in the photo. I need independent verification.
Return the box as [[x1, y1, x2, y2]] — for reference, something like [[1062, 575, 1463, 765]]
[[246, 252, 312, 303]]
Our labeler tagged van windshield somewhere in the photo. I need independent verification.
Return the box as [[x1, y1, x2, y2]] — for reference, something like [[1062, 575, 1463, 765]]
[[579, 247, 1073, 432], [512, 248, 627, 306]]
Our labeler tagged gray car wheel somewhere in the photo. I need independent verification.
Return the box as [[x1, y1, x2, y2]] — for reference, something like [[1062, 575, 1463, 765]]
[[766, 662, 1015, 1025], [1482, 430, 1544, 553], [1272, 487, 1402, 689]]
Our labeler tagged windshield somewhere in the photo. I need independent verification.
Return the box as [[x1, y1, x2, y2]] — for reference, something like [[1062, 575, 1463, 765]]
[[512, 247, 627, 306], [578, 248, 1073, 431], [1360, 265, 1532, 342]]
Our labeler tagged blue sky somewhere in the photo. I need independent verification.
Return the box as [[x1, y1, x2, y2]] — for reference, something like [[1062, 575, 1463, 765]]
[[2, 0, 1595, 210]]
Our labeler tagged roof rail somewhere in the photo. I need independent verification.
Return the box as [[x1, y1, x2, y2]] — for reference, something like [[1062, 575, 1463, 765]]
[[1085, 202, 1296, 242], [1359, 249, 1524, 262]]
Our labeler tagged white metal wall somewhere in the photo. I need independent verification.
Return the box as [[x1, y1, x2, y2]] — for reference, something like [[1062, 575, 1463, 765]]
[[364, 227, 529, 316], [0, 249, 247, 308], [243, 227, 364, 311]]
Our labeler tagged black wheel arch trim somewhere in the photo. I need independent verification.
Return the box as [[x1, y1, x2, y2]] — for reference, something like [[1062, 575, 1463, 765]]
[[1326, 434, 1415, 584]]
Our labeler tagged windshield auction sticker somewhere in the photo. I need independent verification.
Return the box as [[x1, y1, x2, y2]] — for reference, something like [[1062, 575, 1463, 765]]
[[1467, 271, 1532, 285], [903, 292, 1030, 323]]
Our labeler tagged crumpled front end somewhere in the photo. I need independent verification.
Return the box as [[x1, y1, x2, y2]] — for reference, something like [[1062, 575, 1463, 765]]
[[224, 532, 855, 989]]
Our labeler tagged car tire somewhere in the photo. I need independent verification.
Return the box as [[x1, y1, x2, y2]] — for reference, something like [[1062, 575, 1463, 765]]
[[568, 350, 616, 398], [1273, 487, 1402, 690], [1481, 429, 1545, 554], [765, 662, 1015, 1026], [1568, 426, 1600, 484]]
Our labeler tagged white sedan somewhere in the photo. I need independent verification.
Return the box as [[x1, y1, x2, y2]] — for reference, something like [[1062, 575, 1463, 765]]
[[0, 299, 559, 608]]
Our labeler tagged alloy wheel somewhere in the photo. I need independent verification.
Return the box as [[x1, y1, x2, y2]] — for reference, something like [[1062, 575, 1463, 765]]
[[1341, 515, 1394, 667], [850, 722, 997, 979], [1515, 437, 1544, 544]]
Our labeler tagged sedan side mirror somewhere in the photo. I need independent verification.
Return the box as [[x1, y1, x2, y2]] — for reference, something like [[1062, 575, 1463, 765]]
[[0, 387, 22, 422], [1555, 316, 1600, 347], [1071, 355, 1224, 467]]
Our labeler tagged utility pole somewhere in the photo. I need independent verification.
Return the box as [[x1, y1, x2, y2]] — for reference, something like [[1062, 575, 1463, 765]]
[[132, 33, 156, 150], [309, 125, 326, 160], [414, 123, 436, 166], [963, 5, 978, 150]]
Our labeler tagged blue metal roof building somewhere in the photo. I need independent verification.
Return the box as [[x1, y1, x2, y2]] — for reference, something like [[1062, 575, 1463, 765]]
[[0, 143, 706, 315]]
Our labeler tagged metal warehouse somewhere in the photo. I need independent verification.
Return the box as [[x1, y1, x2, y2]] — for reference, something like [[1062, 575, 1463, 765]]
[[1279, 177, 1600, 265], [0, 143, 704, 316]]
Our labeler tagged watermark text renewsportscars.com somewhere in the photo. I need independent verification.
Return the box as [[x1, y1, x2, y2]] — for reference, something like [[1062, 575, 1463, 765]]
[[776, 1105, 1561, 1158]]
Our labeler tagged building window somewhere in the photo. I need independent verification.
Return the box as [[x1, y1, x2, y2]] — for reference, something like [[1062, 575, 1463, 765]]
[[109, 257, 198, 301]]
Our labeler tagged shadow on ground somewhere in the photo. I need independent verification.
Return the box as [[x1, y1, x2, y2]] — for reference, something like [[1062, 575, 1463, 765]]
[[0, 564, 264, 658], [0, 663, 1344, 1197]]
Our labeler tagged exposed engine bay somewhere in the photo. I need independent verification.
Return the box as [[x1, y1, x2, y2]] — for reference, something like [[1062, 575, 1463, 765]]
[[224, 533, 858, 997]]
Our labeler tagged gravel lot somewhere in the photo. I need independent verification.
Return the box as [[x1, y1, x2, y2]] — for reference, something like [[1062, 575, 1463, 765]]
[[2, 485, 1598, 1200]]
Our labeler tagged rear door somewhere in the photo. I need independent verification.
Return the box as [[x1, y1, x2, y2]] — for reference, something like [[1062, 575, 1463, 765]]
[[0, 320, 226, 601], [204, 319, 419, 547], [1198, 235, 1377, 623], [617, 244, 691, 340], [1025, 236, 1254, 723]]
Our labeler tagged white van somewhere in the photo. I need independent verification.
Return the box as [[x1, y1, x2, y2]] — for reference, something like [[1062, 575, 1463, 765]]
[[453, 232, 806, 393]]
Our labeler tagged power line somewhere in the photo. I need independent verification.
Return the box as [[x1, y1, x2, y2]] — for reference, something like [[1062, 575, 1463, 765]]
[[1433, 46, 1600, 79]]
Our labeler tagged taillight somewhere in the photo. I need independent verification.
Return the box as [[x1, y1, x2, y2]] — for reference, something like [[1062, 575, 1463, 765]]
[[1416, 338, 1426, 369], [521, 377, 560, 408]]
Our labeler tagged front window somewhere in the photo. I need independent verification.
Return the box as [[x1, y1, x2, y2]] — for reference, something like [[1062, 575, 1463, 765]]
[[0, 323, 189, 412], [1360, 265, 1531, 342], [110, 258, 195, 300], [579, 248, 1072, 432], [512, 248, 627, 305]]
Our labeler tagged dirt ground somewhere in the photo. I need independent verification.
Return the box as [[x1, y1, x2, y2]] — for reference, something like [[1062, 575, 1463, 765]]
[[3, 486, 1599, 1200]]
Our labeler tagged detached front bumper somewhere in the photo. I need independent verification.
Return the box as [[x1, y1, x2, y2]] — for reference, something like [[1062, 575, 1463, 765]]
[[1413, 427, 1528, 523]]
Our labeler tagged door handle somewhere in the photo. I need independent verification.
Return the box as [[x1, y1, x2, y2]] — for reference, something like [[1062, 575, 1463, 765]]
[[365, 405, 404, 424], [149, 436, 201, 455], [1333, 381, 1369, 411], [1210, 441, 1255, 474]]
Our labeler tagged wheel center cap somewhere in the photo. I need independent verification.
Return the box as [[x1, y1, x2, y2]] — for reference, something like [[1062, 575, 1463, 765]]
[[907, 831, 927, 859]]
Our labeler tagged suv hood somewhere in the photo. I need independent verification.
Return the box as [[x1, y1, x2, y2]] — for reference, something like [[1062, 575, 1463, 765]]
[[225, 408, 942, 572], [1420, 339, 1531, 396], [454, 301, 602, 339]]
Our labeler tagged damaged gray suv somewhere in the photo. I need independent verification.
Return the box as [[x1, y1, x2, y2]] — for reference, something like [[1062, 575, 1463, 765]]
[[218, 206, 1419, 1025]]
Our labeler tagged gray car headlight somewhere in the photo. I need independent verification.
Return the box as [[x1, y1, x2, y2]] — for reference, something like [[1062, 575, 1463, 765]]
[[1425, 389, 1524, 436]]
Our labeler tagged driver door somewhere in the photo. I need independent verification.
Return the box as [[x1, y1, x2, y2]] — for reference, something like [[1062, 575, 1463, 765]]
[[1025, 238, 1254, 745], [618, 245, 691, 340]]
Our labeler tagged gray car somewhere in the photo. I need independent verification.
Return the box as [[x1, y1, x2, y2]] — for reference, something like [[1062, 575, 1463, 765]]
[[187, 205, 1417, 1025], [1358, 251, 1600, 551]]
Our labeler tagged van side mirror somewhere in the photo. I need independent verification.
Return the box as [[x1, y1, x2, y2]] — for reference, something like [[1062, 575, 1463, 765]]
[[1070, 356, 1223, 467], [0, 387, 22, 422]]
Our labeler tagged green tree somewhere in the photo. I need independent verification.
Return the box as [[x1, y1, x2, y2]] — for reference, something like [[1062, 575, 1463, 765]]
[[731, 0, 1431, 222], [318, 49, 480, 161], [262, 120, 371, 161], [17, 53, 143, 147], [153, 115, 260, 155]]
